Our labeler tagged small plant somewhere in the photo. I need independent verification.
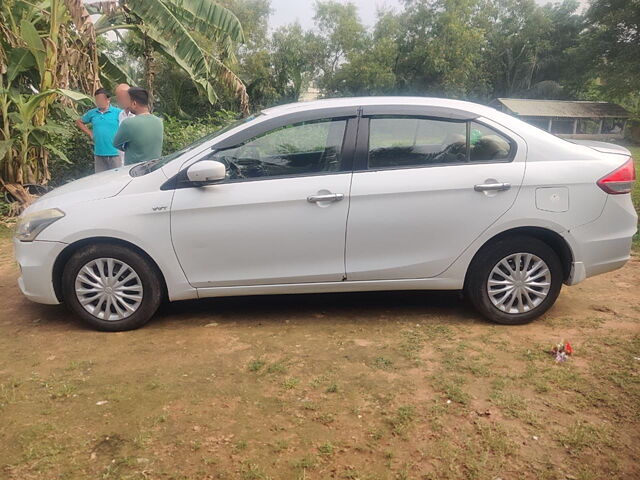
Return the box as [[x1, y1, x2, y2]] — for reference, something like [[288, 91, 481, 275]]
[[373, 356, 394, 369], [389, 405, 416, 436], [317, 441, 334, 455], [234, 440, 248, 451], [325, 383, 338, 393], [282, 377, 300, 390], [271, 440, 289, 453], [314, 413, 335, 425], [241, 462, 271, 480], [248, 359, 266, 372], [266, 361, 288, 375], [292, 454, 317, 470]]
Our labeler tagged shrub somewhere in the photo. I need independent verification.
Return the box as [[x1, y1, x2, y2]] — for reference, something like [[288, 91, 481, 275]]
[[47, 110, 239, 186], [162, 110, 238, 155], [48, 118, 95, 187]]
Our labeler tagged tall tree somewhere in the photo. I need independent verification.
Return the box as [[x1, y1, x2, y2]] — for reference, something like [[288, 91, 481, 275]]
[[581, 0, 640, 110], [271, 23, 318, 102], [313, 1, 367, 85], [392, 0, 488, 97]]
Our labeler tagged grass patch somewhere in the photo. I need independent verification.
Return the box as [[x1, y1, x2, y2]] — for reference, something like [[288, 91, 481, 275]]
[[317, 441, 334, 455], [248, 359, 266, 372], [388, 405, 416, 436], [556, 420, 614, 454], [372, 356, 393, 370], [266, 361, 288, 375], [432, 375, 469, 405], [281, 377, 300, 390], [618, 142, 639, 249], [241, 462, 272, 480]]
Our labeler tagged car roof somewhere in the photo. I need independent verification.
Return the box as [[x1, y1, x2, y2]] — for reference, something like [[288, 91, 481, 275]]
[[261, 96, 500, 119]]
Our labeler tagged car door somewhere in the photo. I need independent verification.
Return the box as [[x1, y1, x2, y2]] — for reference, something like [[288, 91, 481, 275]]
[[345, 112, 526, 281], [170, 115, 357, 288]]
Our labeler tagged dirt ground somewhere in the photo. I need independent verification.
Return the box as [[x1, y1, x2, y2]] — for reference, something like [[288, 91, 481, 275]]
[[0, 237, 639, 480]]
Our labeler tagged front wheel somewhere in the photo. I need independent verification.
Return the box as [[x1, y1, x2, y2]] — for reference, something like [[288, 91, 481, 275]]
[[62, 244, 162, 331], [465, 236, 563, 325]]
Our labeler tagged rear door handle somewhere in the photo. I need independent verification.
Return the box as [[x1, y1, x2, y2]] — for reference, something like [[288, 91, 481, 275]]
[[474, 182, 511, 192], [307, 193, 344, 203]]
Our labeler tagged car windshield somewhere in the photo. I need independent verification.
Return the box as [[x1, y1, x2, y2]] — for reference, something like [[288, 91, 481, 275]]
[[130, 114, 261, 177]]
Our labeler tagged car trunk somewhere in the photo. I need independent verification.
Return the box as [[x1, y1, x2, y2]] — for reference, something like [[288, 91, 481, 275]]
[[568, 139, 631, 156]]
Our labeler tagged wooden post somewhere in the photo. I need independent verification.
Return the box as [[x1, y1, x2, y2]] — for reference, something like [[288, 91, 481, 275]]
[[547, 118, 552, 132], [572, 119, 578, 134]]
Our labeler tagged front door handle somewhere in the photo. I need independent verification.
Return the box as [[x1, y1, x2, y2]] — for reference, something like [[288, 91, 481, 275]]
[[474, 182, 511, 192], [307, 193, 344, 203]]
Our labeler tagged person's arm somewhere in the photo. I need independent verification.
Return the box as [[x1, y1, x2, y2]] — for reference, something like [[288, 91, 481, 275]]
[[113, 121, 130, 151], [75, 118, 93, 140]]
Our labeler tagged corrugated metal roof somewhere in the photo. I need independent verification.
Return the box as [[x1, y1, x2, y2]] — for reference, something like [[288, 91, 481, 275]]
[[495, 98, 631, 118]]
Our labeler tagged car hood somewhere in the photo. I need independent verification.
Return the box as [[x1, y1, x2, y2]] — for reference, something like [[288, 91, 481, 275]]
[[568, 140, 631, 156], [25, 166, 133, 213]]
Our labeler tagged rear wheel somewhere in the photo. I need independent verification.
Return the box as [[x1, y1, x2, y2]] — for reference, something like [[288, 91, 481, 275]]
[[465, 236, 563, 325], [62, 244, 162, 331]]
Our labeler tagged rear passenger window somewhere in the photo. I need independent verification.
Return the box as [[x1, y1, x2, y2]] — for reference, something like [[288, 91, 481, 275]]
[[367, 117, 513, 169], [469, 122, 512, 161], [368, 117, 468, 168]]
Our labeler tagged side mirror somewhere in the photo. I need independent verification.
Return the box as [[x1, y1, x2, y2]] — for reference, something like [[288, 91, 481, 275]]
[[186, 160, 226, 185]]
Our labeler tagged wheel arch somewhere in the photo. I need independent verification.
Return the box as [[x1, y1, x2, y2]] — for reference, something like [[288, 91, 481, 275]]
[[52, 236, 169, 303], [463, 226, 574, 288]]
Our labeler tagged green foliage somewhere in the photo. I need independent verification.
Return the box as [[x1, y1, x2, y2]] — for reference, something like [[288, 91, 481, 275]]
[[96, 0, 247, 109], [46, 111, 238, 187], [48, 118, 94, 186], [582, 0, 640, 104], [162, 110, 237, 155]]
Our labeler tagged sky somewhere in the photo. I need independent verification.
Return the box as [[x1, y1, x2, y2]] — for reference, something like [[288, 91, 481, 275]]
[[268, 0, 589, 30], [269, 0, 400, 29]]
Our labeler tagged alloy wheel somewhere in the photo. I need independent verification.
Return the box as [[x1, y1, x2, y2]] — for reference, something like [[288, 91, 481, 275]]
[[74, 258, 144, 321], [486, 253, 551, 314]]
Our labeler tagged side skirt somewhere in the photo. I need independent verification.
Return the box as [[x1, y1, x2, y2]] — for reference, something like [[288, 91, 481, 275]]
[[195, 277, 463, 299]]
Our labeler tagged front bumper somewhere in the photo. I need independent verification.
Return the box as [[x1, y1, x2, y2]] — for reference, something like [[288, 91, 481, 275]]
[[13, 238, 67, 305]]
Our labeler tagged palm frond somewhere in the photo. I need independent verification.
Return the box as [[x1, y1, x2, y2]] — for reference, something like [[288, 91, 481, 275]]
[[163, 0, 244, 43], [127, 0, 217, 104], [99, 52, 136, 86]]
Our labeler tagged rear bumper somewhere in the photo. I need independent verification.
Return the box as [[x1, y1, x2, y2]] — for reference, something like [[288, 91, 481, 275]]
[[565, 195, 637, 285], [13, 238, 66, 305]]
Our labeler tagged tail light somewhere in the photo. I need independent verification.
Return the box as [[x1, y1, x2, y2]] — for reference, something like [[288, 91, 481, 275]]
[[597, 157, 636, 194]]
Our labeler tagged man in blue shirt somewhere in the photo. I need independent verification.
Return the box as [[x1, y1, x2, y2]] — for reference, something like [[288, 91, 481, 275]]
[[75, 88, 123, 173]]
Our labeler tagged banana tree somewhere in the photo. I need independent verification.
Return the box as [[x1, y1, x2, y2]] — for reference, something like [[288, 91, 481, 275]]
[[3, 89, 90, 184], [91, 0, 249, 113], [1, 0, 98, 185]]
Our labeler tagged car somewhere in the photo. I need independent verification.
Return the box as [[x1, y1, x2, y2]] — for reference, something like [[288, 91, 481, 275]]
[[13, 97, 638, 331]]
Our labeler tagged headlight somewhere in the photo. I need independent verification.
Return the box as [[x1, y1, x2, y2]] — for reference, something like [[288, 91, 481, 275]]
[[15, 208, 65, 242]]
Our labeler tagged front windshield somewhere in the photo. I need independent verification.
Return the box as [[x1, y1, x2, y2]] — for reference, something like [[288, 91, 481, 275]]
[[130, 114, 261, 177]]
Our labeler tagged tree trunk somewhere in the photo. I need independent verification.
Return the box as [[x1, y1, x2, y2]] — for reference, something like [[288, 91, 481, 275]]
[[143, 35, 156, 101]]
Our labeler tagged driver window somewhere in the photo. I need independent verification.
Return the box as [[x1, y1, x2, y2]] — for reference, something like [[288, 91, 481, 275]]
[[368, 116, 468, 168], [208, 118, 347, 180]]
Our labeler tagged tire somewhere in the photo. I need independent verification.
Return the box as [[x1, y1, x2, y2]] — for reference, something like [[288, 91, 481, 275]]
[[464, 236, 563, 325], [61, 243, 162, 331]]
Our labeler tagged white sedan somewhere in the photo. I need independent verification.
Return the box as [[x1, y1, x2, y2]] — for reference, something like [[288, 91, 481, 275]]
[[13, 97, 637, 331]]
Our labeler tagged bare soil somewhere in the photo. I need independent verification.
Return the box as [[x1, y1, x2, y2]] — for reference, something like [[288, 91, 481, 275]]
[[0, 237, 639, 480]]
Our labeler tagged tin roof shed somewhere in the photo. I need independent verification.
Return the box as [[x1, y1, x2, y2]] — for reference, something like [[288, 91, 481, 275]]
[[492, 98, 631, 118]]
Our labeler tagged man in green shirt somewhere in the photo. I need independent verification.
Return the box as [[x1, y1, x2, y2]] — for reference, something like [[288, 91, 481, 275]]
[[113, 87, 164, 164]]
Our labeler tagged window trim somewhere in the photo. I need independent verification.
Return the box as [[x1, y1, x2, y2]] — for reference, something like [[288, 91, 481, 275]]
[[355, 115, 518, 173], [162, 115, 358, 190]]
